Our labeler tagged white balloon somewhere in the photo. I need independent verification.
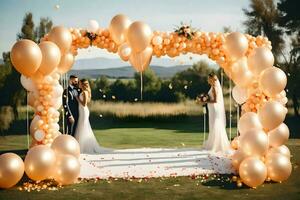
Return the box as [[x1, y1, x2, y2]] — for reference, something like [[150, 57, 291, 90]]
[[52, 97, 62, 109], [232, 85, 248, 104], [52, 85, 63, 97], [87, 20, 99, 32], [34, 130, 45, 141], [30, 115, 41, 134], [20, 75, 36, 91]]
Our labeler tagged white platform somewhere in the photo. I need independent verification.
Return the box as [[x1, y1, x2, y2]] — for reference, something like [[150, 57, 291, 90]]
[[79, 148, 235, 179]]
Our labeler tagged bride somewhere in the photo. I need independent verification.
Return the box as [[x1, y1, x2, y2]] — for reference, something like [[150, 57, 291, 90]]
[[199, 73, 230, 152], [74, 79, 112, 154]]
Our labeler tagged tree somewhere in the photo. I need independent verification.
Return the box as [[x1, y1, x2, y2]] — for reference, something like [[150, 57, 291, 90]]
[[171, 60, 214, 99], [35, 17, 53, 43], [277, 0, 300, 117], [17, 13, 35, 41], [243, 0, 284, 62]]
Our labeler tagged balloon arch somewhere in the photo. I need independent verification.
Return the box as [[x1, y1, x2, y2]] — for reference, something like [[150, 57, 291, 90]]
[[3, 14, 291, 188]]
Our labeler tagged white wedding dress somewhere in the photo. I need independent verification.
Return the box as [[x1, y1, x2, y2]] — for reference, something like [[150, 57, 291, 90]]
[[202, 79, 230, 152], [75, 93, 112, 154]]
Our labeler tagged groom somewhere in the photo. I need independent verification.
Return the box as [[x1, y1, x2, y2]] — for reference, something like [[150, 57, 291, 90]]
[[62, 75, 80, 137]]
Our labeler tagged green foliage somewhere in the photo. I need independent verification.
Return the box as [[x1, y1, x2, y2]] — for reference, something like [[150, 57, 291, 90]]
[[0, 106, 14, 134]]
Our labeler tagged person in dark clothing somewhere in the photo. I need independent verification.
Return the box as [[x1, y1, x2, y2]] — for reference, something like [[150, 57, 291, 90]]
[[62, 75, 80, 136]]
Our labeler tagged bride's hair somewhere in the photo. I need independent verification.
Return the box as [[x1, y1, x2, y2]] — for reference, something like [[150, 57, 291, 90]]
[[208, 72, 218, 85], [80, 79, 92, 101]]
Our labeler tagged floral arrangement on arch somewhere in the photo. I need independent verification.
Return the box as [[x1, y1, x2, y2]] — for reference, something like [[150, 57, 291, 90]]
[[174, 22, 198, 40]]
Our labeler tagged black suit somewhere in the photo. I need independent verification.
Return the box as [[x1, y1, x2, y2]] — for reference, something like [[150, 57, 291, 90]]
[[62, 85, 79, 136]]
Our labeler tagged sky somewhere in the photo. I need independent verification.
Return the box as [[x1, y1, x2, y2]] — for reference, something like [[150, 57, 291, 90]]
[[0, 0, 250, 65]]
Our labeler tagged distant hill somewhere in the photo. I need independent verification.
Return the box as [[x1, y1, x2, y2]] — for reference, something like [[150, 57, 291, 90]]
[[70, 65, 192, 79]]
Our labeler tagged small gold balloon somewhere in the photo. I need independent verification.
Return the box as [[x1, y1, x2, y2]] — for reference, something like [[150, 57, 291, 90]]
[[225, 32, 248, 59], [238, 112, 263, 135], [258, 101, 287, 131], [259, 67, 287, 97], [240, 129, 269, 156], [48, 26, 72, 54], [51, 135, 80, 158], [53, 154, 80, 185], [10, 39, 42, 77], [118, 43, 132, 61], [109, 14, 132, 45], [239, 157, 267, 188], [248, 47, 274, 76], [0, 153, 24, 188], [57, 53, 74, 74], [37, 41, 61, 76], [127, 21, 152, 53], [24, 145, 56, 181], [267, 145, 291, 158], [129, 46, 153, 72], [268, 123, 289, 147], [231, 150, 247, 170], [266, 152, 292, 182]]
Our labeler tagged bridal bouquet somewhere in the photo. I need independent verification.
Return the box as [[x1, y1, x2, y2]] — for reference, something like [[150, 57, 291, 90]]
[[197, 93, 210, 103]]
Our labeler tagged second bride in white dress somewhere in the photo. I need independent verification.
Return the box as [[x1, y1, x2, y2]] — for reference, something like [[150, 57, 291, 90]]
[[200, 73, 230, 153], [74, 79, 112, 154]]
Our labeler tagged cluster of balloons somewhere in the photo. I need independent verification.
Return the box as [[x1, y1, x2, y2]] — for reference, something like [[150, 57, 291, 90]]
[[0, 135, 80, 188], [226, 33, 290, 188]]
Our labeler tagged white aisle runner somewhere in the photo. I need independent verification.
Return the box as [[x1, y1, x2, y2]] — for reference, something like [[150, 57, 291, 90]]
[[79, 148, 235, 179]]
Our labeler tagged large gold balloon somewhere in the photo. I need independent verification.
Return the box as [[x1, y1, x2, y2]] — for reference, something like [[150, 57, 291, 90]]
[[118, 43, 132, 61], [267, 145, 290, 158], [240, 129, 269, 156], [232, 85, 248, 104], [258, 101, 287, 131], [37, 41, 61, 76], [53, 154, 80, 185], [239, 157, 267, 188], [24, 145, 56, 181], [57, 53, 74, 74], [10, 39, 42, 77], [231, 57, 254, 87], [109, 14, 132, 45], [268, 123, 289, 147], [259, 67, 287, 97], [48, 26, 72, 54], [225, 32, 248, 59], [0, 153, 24, 188], [266, 152, 292, 182], [238, 112, 263, 135], [248, 47, 274, 76], [51, 135, 80, 158], [129, 46, 153, 72], [231, 149, 247, 170], [127, 21, 152, 53]]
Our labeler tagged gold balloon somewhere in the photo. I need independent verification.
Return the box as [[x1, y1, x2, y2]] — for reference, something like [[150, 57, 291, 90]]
[[268, 123, 289, 147], [48, 26, 72, 54], [231, 57, 254, 87], [259, 67, 287, 97], [225, 32, 248, 59], [10, 39, 42, 77], [232, 85, 248, 104], [57, 53, 74, 74], [127, 21, 152, 53], [239, 157, 267, 188], [109, 14, 132, 45], [248, 47, 274, 76], [231, 137, 240, 150], [24, 145, 56, 181], [51, 135, 80, 158], [0, 153, 24, 188], [53, 154, 80, 185], [266, 152, 292, 182], [240, 129, 269, 156], [37, 41, 61, 75], [267, 145, 291, 159], [238, 112, 263, 135], [129, 46, 153, 72], [231, 149, 247, 170], [258, 101, 287, 131], [118, 43, 132, 61]]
